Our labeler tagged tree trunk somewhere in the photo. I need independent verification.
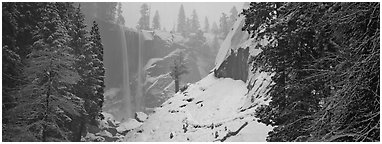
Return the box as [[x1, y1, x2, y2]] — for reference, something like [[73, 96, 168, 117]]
[[42, 73, 52, 142], [175, 76, 179, 93], [73, 119, 85, 142]]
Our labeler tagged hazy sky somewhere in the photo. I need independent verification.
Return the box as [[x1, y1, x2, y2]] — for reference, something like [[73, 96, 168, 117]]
[[122, 2, 244, 30]]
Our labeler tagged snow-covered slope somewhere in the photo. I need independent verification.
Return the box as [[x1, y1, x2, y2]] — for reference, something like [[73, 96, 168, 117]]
[[123, 74, 272, 142]]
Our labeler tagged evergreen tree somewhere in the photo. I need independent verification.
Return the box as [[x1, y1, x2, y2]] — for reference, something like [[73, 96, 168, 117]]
[[68, 4, 93, 141], [76, 2, 117, 25], [219, 12, 229, 38], [116, 2, 125, 25], [170, 52, 189, 93], [137, 3, 150, 30], [242, 2, 380, 142], [95, 2, 117, 23], [185, 17, 192, 36], [211, 21, 219, 35], [2, 2, 22, 113], [204, 16, 210, 33], [211, 35, 220, 54], [185, 30, 206, 49], [2, 3, 106, 142], [190, 9, 200, 33], [8, 3, 82, 141], [2, 4, 47, 141], [177, 4, 187, 37], [152, 10, 161, 30], [228, 6, 238, 30], [88, 21, 106, 122]]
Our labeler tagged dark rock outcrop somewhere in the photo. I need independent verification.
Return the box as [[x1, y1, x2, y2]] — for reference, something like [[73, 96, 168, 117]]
[[214, 47, 250, 82]]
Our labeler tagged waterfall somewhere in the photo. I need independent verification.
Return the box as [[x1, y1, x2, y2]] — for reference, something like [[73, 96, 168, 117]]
[[119, 25, 133, 120], [137, 30, 144, 112]]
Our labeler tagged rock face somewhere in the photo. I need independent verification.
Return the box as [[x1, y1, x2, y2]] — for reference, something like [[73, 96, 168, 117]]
[[214, 48, 250, 82]]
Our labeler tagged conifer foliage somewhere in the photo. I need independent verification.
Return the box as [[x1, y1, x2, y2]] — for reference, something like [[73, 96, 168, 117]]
[[242, 2, 379, 142], [152, 10, 161, 30], [88, 21, 106, 120], [177, 4, 187, 37], [2, 2, 106, 142], [170, 52, 189, 93]]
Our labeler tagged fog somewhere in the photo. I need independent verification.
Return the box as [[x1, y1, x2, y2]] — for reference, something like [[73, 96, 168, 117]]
[[123, 2, 244, 30], [76, 2, 244, 121]]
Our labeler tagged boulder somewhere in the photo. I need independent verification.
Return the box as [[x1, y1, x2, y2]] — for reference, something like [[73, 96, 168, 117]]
[[97, 130, 113, 138], [116, 118, 143, 134], [107, 119, 118, 128], [106, 127, 118, 136], [84, 133, 104, 142], [86, 123, 100, 134], [134, 112, 148, 122], [103, 136, 120, 142]]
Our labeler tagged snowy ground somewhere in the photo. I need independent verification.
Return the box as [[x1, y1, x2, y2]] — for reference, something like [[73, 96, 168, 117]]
[[123, 73, 272, 142]]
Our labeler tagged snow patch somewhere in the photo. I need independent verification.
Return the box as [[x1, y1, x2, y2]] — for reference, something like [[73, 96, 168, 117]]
[[135, 112, 148, 122], [116, 119, 143, 133], [123, 73, 272, 141]]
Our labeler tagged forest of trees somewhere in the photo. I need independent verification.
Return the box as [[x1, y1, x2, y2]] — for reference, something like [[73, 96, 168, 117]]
[[2, 2, 106, 141], [242, 2, 379, 142], [134, 3, 238, 47], [175, 4, 238, 39]]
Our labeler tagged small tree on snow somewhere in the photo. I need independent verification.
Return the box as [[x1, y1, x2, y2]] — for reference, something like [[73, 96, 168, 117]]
[[170, 52, 189, 93]]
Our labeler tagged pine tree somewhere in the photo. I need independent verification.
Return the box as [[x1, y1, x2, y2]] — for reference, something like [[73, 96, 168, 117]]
[[185, 17, 192, 36], [211, 21, 219, 35], [204, 16, 210, 33], [152, 10, 161, 30], [95, 2, 117, 23], [137, 3, 150, 30], [211, 35, 220, 54], [68, 4, 93, 141], [242, 2, 380, 142], [186, 30, 206, 49], [9, 3, 82, 141], [219, 12, 229, 38], [88, 21, 105, 122], [116, 2, 125, 25], [190, 9, 200, 33], [177, 4, 186, 37], [2, 3, 50, 141], [2, 2, 22, 113], [170, 52, 189, 93]]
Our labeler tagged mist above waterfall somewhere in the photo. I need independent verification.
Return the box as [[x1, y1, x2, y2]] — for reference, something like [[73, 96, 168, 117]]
[[75, 2, 241, 122]]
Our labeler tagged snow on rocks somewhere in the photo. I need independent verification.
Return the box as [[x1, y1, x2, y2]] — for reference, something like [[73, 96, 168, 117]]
[[83, 112, 142, 142], [135, 112, 148, 122], [116, 118, 143, 134], [141, 30, 154, 40], [123, 73, 272, 142]]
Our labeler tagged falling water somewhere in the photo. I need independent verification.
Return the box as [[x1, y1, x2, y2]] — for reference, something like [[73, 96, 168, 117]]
[[119, 25, 133, 119], [137, 30, 144, 113]]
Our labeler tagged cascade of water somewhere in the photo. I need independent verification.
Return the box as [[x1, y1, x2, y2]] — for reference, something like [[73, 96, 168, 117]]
[[137, 30, 144, 112], [119, 25, 133, 120]]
